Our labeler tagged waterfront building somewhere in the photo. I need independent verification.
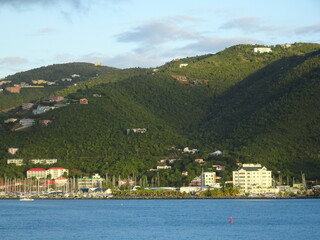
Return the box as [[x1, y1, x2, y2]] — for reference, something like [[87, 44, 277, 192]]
[[233, 163, 272, 194], [77, 173, 104, 189], [55, 177, 68, 186], [201, 172, 217, 187], [27, 168, 47, 179], [47, 167, 68, 179]]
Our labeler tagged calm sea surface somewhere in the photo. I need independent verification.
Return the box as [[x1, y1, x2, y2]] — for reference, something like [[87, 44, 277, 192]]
[[0, 199, 319, 240]]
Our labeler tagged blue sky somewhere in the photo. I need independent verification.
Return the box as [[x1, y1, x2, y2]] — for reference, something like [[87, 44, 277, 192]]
[[0, 0, 319, 78]]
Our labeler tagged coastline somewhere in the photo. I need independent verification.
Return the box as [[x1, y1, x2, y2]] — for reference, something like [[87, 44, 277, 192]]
[[1, 195, 319, 200]]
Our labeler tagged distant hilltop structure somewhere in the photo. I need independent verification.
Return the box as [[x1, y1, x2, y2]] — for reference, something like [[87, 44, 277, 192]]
[[94, 62, 102, 66], [253, 47, 272, 53]]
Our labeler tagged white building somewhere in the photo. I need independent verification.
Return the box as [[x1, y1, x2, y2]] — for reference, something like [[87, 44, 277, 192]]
[[77, 173, 104, 189], [27, 168, 47, 179], [7, 159, 24, 166], [233, 163, 273, 194], [157, 165, 172, 170], [179, 63, 188, 68], [8, 148, 19, 155], [30, 159, 57, 165], [47, 167, 68, 179], [201, 172, 216, 187], [253, 47, 272, 53]]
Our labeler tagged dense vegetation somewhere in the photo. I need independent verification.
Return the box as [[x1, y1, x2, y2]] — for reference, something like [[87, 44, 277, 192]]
[[0, 43, 319, 185]]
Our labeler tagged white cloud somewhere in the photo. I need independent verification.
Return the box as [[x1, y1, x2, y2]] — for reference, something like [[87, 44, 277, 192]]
[[295, 24, 320, 34], [0, 56, 28, 65], [220, 17, 280, 33], [116, 21, 198, 44]]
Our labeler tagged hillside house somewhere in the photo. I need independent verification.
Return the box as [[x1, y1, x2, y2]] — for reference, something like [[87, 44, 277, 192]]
[[32, 80, 47, 84], [189, 176, 201, 186], [80, 98, 89, 104], [280, 44, 291, 48], [157, 165, 172, 170], [253, 47, 272, 53], [33, 105, 50, 115], [195, 158, 205, 164], [54, 103, 70, 108], [212, 164, 226, 171], [0, 80, 11, 85], [19, 118, 35, 127], [7, 159, 24, 166], [22, 103, 34, 110], [182, 171, 188, 176], [4, 118, 18, 123], [30, 159, 57, 165], [210, 150, 222, 156], [179, 63, 189, 68], [61, 78, 72, 82], [5, 85, 21, 93], [127, 128, 147, 134], [183, 147, 199, 154], [39, 119, 52, 126], [49, 96, 64, 102], [8, 148, 19, 155], [71, 74, 81, 78], [20, 82, 32, 88]]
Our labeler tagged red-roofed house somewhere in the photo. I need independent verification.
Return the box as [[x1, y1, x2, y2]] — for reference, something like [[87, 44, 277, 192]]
[[47, 167, 68, 179], [27, 168, 47, 179], [55, 177, 68, 186], [43, 180, 58, 185]]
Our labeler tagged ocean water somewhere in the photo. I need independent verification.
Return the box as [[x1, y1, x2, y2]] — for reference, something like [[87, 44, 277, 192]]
[[0, 199, 319, 240]]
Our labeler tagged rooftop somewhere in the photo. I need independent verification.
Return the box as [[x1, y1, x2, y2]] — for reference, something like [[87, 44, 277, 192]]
[[27, 168, 46, 172]]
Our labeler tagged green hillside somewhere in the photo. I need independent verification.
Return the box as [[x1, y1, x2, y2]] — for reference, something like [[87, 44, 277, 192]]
[[0, 42, 319, 183], [0, 62, 117, 112]]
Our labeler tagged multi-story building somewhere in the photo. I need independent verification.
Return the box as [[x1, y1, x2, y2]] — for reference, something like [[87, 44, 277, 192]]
[[27, 168, 47, 179], [253, 47, 272, 53], [233, 163, 273, 194], [7, 159, 24, 166], [47, 167, 68, 179], [201, 172, 217, 187], [30, 159, 57, 165], [77, 174, 104, 189]]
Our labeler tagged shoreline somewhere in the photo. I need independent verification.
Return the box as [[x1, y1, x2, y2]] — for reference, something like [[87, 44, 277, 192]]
[[1, 195, 319, 200]]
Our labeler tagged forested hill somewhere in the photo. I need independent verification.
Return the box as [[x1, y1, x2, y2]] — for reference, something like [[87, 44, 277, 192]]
[[0, 42, 319, 181], [4, 62, 117, 84]]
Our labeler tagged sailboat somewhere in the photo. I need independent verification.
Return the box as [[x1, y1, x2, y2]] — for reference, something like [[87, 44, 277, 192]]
[[20, 196, 34, 201]]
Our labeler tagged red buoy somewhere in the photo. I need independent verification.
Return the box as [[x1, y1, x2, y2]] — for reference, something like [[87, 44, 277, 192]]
[[229, 217, 234, 223]]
